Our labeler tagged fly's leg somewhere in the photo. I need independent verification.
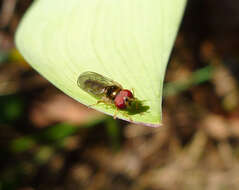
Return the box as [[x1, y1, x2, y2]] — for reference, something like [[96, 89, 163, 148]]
[[131, 88, 135, 96], [113, 110, 132, 122], [88, 100, 104, 108], [123, 112, 133, 122], [113, 108, 119, 119], [89, 97, 113, 108]]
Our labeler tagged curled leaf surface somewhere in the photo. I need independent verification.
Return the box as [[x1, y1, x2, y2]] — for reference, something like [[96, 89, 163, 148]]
[[15, 0, 186, 127]]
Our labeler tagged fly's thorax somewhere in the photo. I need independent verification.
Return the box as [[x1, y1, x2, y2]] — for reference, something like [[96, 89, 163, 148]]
[[104, 85, 122, 100]]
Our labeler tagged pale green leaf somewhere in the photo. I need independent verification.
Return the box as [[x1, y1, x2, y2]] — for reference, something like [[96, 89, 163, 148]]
[[15, 0, 186, 127]]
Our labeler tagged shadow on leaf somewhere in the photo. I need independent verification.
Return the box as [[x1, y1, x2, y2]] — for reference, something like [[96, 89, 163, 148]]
[[126, 100, 150, 115]]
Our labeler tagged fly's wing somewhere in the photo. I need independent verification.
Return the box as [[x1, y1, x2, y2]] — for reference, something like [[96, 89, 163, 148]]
[[77, 71, 122, 98]]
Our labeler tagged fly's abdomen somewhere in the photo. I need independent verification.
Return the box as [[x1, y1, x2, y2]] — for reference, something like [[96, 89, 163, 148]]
[[78, 71, 123, 99], [78, 79, 105, 98], [84, 79, 106, 95]]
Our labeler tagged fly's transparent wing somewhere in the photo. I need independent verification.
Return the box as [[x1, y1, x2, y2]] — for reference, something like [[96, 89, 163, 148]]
[[77, 71, 122, 97]]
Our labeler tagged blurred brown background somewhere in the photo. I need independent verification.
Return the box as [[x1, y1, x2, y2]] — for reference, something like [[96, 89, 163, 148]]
[[1, 0, 239, 190]]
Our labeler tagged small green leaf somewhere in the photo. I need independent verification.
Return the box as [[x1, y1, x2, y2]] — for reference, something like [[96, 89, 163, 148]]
[[10, 136, 36, 153], [0, 95, 24, 122], [15, 0, 186, 127], [36, 123, 78, 141]]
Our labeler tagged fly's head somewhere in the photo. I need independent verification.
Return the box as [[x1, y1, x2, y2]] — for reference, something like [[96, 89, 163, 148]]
[[114, 90, 135, 109]]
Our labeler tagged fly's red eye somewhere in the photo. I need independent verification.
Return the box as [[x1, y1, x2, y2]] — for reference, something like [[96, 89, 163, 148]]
[[119, 90, 133, 98], [114, 95, 126, 109]]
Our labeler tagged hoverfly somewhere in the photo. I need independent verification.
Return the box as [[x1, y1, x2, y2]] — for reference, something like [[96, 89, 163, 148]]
[[77, 71, 137, 114]]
